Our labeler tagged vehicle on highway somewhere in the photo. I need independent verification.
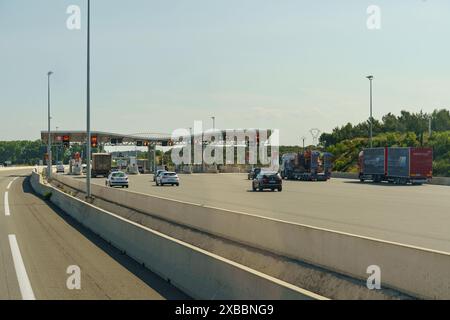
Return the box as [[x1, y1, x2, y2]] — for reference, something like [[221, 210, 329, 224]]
[[280, 150, 333, 181], [248, 167, 261, 180], [56, 163, 65, 173], [156, 171, 180, 186], [106, 171, 129, 188], [153, 169, 167, 182], [92, 153, 112, 178], [358, 147, 433, 185], [252, 171, 282, 192]]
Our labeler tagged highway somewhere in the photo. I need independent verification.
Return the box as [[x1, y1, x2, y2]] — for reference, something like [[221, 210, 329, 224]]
[[0, 168, 188, 300], [81, 173, 450, 253]]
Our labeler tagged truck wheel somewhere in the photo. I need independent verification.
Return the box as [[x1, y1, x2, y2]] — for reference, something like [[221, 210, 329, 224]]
[[278, 186, 282, 192], [252, 186, 256, 191], [259, 187, 263, 192]]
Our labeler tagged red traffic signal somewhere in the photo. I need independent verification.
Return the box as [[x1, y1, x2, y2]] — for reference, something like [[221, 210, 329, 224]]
[[63, 135, 70, 148], [91, 136, 98, 148]]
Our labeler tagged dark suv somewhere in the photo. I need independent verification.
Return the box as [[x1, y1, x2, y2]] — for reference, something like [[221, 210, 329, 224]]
[[252, 172, 282, 192]]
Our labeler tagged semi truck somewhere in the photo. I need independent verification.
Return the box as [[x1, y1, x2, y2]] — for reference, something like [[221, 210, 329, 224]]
[[280, 150, 333, 181], [91, 153, 112, 178], [358, 147, 433, 185]]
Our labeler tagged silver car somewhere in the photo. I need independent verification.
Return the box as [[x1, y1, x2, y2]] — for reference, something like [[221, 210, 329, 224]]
[[153, 169, 167, 182], [156, 171, 179, 186], [56, 164, 65, 173], [106, 171, 129, 188]]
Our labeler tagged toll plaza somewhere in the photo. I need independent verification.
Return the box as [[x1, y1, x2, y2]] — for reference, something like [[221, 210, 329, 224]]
[[40, 130, 172, 173]]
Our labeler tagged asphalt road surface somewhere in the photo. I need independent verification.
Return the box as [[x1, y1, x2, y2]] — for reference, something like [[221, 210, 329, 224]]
[[0, 168, 188, 300], [82, 172, 450, 253]]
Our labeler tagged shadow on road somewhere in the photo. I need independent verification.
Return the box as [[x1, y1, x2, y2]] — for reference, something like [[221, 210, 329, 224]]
[[245, 189, 282, 193], [21, 176, 190, 300], [7, 174, 29, 178], [343, 180, 424, 187]]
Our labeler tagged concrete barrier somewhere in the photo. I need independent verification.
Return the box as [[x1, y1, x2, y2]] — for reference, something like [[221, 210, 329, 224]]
[[53, 173, 450, 299], [332, 172, 450, 186], [430, 176, 450, 186], [31, 172, 323, 300]]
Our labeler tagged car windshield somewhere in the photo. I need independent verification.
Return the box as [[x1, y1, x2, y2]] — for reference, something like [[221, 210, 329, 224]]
[[263, 173, 278, 178], [165, 172, 177, 176], [113, 172, 126, 178]]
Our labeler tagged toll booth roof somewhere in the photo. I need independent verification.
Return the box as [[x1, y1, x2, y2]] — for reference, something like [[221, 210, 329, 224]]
[[40, 131, 172, 146]]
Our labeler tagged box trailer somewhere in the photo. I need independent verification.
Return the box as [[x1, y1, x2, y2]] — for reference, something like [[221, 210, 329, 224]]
[[358, 147, 432, 185], [91, 153, 112, 178]]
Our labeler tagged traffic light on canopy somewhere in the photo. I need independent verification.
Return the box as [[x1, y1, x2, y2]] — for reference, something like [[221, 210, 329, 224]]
[[91, 136, 98, 148]]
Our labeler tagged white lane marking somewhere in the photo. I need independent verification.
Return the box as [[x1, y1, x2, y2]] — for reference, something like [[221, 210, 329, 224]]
[[8, 234, 36, 300], [6, 177, 18, 190], [4, 192, 10, 216]]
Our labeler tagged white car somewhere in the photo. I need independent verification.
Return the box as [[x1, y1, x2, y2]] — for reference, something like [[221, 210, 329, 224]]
[[106, 171, 129, 188], [56, 164, 65, 173], [153, 169, 167, 182], [156, 171, 179, 186]]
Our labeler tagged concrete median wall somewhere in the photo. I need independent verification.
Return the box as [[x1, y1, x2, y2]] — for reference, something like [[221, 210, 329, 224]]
[[332, 172, 450, 186], [430, 176, 450, 186], [53, 173, 450, 299], [31, 172, 323, 300]]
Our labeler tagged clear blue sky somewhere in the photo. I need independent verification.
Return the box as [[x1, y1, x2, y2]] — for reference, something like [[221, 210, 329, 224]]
[[1, 0, 449, 144]]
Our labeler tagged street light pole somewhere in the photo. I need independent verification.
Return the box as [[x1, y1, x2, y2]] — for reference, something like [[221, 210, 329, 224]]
[[366, 75, 374, 148], [301, 136, 306, 151], [47, 71, 53, 179], [56, 126, 59, 163], [86, 0, 92, 198], [211, 116, 215, 131]]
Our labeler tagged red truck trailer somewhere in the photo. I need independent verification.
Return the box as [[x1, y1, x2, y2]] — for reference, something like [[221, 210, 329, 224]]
[[358, 147, 432, 185]]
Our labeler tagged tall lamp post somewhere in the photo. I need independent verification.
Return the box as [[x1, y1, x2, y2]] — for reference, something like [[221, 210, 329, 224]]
[[366, 75, 374, 148], [86, 0, 92, 198], [56, 126, 59, 163], [47, 71, 53, 179]]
